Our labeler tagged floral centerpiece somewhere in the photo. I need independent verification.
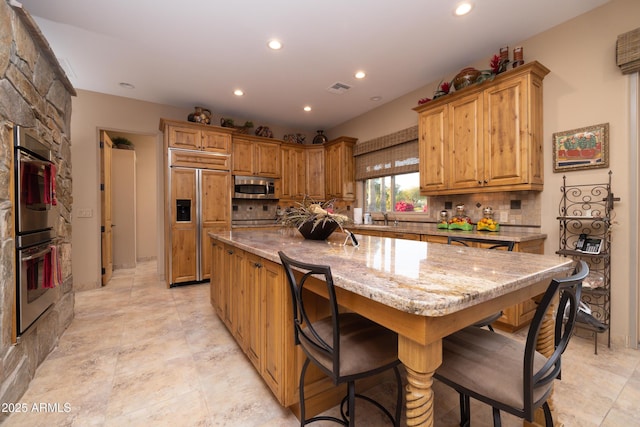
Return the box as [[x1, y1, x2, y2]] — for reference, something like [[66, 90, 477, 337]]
[[279, 197, 352, 240]]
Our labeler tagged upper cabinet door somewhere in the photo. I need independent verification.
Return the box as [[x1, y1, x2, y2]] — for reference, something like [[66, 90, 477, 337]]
[[448, 92, 484, 190], [324, 137, 356, 200], [168, 125, 200, 150], [280, 145, 306, 199], [483, 76, 528, 187], [201, 130, 232, 154], [232, 137, 254, 175], [418, 104, 448, 193], [254, 141, 281, 178], [305, 146, 325, 200]]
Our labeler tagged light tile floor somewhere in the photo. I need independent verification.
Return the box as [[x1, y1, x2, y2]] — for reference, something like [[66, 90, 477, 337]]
[[5, 260, 640, 426]]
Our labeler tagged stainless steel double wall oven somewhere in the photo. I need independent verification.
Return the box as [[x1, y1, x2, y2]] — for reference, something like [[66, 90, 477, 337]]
[[14, 126, 57, 334]]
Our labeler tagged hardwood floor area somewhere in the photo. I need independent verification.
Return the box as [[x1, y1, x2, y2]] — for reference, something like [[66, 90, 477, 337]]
[[5, 260, 640, 426]]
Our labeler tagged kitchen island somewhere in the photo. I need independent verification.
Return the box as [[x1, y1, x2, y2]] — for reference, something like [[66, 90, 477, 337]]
[[209, 228, 573, 426]]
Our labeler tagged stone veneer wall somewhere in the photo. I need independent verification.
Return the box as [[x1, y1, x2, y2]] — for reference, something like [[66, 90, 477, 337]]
[[0, 1, 75, 418]]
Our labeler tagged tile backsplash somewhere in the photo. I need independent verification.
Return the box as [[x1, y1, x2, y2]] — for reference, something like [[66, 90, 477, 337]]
[[428, 191, 541, 226], [232, 200, 279, 222]]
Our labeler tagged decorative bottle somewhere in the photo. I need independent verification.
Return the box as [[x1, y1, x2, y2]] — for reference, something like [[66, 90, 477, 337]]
[[313, 130, 328, 144]]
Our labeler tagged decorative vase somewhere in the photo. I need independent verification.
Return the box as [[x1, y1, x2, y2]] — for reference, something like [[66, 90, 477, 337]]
[[313, 130, 328, 144], [452, 67, 481, 91], [188, 107, 211, 124], [297, 220, 339, 240]]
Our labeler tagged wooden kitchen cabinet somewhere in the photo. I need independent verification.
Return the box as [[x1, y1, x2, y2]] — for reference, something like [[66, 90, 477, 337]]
[[418, 104, 448, 193], [160, 119, 233, 154], [244, 252, 262, 369], [200, 171, 231, 281], [280, 144, 306, 199], [210, 241, 289, 402], [232, 135, 281, 178], [280, 143, 325, 202], [356, 228, 421, 241], [414, 61, 549, 196], [448, 91, 484, 190], [210, 235, 387, 412], [305, 146, 325, 200], [209, 239, 225, 316], [324, 136, 356, 200], [256, 254, 287, 398]]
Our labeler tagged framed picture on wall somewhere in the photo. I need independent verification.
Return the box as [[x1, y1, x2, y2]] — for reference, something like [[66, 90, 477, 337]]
[[552, 123, 609, 172]]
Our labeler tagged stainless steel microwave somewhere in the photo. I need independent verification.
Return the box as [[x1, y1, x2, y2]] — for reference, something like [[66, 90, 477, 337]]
[[233, 176, 277, 199]]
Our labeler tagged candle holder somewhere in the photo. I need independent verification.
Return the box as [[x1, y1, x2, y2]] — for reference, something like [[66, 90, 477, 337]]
[[512, 46, 524, 68]]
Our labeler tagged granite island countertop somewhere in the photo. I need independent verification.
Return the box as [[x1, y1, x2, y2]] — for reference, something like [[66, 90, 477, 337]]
[[209, 228, 572, 317]]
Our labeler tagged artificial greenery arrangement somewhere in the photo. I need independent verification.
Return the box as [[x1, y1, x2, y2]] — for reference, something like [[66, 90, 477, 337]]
[[111, 136, 134, 150], [279, 196, 352, 237]]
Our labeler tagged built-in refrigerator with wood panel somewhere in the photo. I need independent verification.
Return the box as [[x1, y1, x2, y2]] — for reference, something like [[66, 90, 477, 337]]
[[167, 149, 230, 287]]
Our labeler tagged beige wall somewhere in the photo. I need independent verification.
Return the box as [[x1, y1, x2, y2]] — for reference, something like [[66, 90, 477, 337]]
[[109, 132, 158, 263], [70, 90, 191, 290], [132, 134, 159, 262], [111, 149, 137, 269], [329, 0, 639, 344]]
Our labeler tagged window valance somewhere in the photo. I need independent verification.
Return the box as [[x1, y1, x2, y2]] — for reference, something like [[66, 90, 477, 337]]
[[354, 126, 419, 180], [616, 27, 640, 75]]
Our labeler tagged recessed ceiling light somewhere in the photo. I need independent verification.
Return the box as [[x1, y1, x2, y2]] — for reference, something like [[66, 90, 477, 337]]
[[303, 106, 312, 112], [370, 96, 382, 102], [119, 82, 135, 89], [233, 89, 244, 96], [355, 71, 366, 79], [454, 2, 473, 16], [268, 39, 282, 50]]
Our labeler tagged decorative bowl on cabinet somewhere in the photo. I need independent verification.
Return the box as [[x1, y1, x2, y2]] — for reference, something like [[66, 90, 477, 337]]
[[452, 67, 481, 91]]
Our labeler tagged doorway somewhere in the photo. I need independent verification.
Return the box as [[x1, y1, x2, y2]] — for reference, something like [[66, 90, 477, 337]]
[[99, 129, 162, 285]]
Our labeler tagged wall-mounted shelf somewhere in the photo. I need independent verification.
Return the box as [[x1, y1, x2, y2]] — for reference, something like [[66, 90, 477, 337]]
[[556, 171, 616, 354]]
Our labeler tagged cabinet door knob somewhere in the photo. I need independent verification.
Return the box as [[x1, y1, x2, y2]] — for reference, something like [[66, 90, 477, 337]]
[[254, 262, 262, 268], [227, 250, 234, 255]]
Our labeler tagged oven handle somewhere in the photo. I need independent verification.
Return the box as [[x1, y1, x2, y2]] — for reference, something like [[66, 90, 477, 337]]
[[18, 148, 53, 166], [21, 246, 52, 262]]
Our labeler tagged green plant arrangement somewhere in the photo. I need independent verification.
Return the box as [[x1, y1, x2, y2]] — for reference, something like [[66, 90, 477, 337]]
[[111, 136, 134, 150], [279, 197, 352, 240]]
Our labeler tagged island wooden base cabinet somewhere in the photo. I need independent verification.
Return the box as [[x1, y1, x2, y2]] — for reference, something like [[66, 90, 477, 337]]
[[209, 237, 370, 418]]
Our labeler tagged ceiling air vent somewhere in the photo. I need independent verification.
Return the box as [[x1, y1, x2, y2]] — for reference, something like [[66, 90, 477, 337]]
[[327, 82, 351, 95]]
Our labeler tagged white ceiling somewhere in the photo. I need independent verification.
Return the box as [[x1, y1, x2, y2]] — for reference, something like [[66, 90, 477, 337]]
[[18, 0, 609, 132]]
